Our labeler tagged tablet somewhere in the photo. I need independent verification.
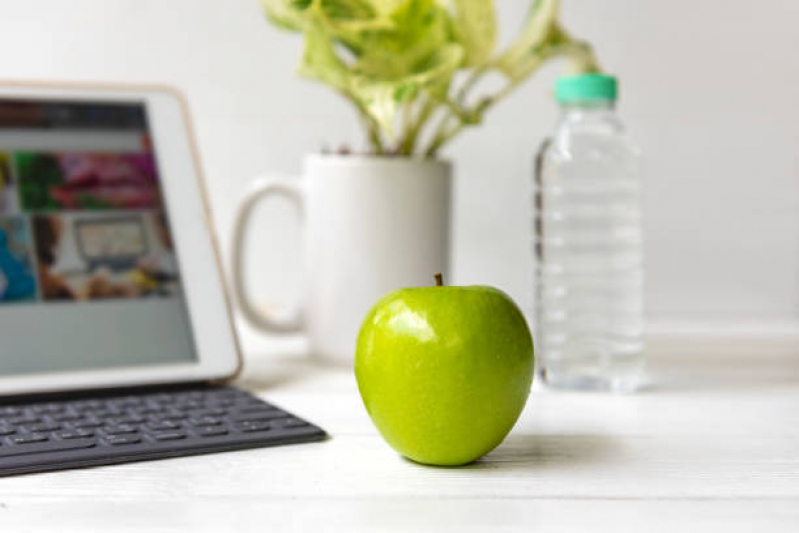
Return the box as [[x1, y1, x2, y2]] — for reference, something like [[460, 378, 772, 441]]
[[0, 82, 241, 396]]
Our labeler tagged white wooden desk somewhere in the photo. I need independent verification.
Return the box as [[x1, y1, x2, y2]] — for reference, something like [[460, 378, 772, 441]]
[[1, 331, 798, 532]]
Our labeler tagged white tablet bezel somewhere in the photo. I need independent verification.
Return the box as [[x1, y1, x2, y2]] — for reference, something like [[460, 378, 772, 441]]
[[0, 82, 242, 397]]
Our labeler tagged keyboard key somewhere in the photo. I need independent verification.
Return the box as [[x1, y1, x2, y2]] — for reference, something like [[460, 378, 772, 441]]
[[71, 419, 104, 429], [240, 400, 269, 409], [195, 426, 229, 437], [28, 423, 62, 433], [280, 418, 310, 429], [144, 395, 172, 407], [115, 416, 146, 425], [105, 435, 142, 446], [0, 437, 97, 458], [0, 407, 22, 417], [189, 417, 223, 427], [215, 390, 240, 396], [233, 411, 288, 423], [92, 410, 122, 419], [108, 397, 142, 409], [120, 396, 143, 406], [103, 425, 139, 435], [155, 412, 188, 421], [176, 402, 204, 411], [10, 416, 41, 425], [238, 405, 278, 414], [32, 404, 63, 414], [52, 412, 82, 422], [10, 433, 49, 444], [236, 421, 272, 433], [151, 430, 187, 441], [0, 426, 16, 436], [187, 408, 226, 419], [134, 406, 162, 415], [149, 420, 182, 431], [57, 429, 95, 440], [73, 400, 103, 411]]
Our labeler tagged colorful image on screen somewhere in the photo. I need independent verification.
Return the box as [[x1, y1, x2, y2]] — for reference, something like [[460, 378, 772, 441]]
[[0, 152, 18, 214], [0, 216, 36, 303], [0, 99, 182, 305], [32, 212, 179, 301], [0, 97, 197, 376], [16, 151, 161, 211]]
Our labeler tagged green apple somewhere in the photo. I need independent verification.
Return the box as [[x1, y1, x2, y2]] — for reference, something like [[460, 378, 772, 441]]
[[355, 276, 534, 466]]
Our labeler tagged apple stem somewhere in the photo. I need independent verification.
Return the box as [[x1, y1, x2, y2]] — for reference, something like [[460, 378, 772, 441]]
[[434, 272, 444, 287]]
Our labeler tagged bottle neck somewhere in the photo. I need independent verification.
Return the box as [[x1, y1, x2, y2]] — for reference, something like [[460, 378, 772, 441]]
[[558, 99, 620, 130], [560, 99, 615, 115]]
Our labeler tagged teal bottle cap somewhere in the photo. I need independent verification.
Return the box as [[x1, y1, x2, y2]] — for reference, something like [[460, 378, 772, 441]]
[[555, 73, 618, 103]]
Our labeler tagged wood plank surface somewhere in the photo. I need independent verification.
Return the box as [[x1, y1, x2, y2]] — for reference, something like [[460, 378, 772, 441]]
[[1, 332, 797, 531]]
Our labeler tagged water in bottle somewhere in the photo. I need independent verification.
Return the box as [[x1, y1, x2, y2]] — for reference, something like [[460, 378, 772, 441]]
[[534, 74, 644, 392]]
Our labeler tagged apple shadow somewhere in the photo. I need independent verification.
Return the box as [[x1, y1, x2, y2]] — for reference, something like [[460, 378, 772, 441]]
[[403, 433, 622, 471]]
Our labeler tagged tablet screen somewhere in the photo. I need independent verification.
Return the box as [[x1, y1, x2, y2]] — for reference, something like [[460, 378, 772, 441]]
[[0, 98, 196, 377]]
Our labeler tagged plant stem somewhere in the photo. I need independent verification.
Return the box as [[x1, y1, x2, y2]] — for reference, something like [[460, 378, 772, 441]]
[[423, 39, 599, 156], [425, 120, 464, 157], [399, 95, 437, 155], [456, 65, 490, 105], [434, 272, 444, 286], [336, 87, 385, 155], [360, 110, 384, 155], [425, 112, 453, 157]]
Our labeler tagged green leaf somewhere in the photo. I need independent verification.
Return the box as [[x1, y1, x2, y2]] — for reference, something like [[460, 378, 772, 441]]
[[369, 0, 405, 14], [309, 1, 396, 55], [296, 19, 397, 132], [448, 0, 496, 67], [263, 0, 392, 36], [297, 21, 352, 93], [353, 43, 464, 135], [495, 0, 560, 78], [265, 0, 578, 153], [262, 0, 310, 31], [321, 0, 376, 20], [352, 0, 454, 80], [299, 9, 463, 137]]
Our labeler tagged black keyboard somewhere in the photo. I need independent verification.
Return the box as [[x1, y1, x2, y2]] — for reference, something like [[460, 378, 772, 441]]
[[0, 386, 326, 476]]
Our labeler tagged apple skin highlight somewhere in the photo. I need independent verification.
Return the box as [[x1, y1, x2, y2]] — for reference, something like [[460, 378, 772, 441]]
[[355, 284, 534, 466]]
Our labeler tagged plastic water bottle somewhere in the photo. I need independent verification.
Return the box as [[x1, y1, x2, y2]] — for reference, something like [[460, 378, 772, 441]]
[[534, 74, 644, 392]]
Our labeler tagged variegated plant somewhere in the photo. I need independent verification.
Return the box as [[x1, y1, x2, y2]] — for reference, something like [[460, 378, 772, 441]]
[[263, 0, 599, 157]]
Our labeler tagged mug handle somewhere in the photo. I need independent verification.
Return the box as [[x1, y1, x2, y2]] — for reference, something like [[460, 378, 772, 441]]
[[231, 175, 305, 333]]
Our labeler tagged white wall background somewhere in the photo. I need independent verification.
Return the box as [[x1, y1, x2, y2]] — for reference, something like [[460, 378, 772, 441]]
[[1, 0, 797, 332]]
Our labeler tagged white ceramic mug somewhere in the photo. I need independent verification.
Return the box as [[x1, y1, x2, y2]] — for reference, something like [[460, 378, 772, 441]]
[[232, 154, 451, 365]]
